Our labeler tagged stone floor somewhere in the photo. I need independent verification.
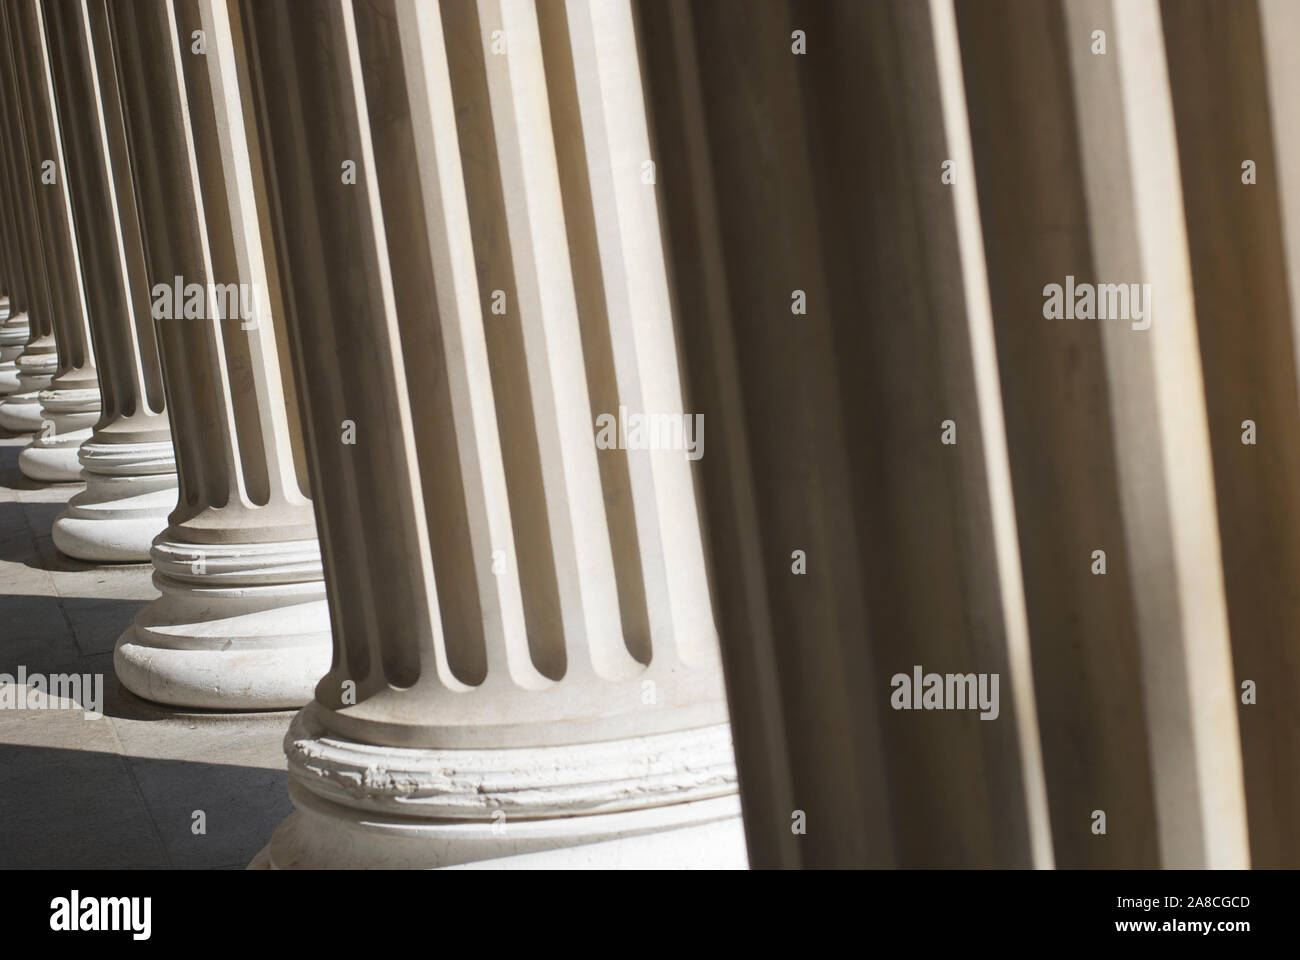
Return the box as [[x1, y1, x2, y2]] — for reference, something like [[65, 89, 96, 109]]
[[0, 432, 293, 869]]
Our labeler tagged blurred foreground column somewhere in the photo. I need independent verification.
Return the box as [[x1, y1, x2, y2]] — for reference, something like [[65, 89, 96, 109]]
[[637, 0, 1052, 868], [954, 0, 1249, 866], [1162, 0, 1300, 867], [106, 0, 330, 708], [242, 0, 742, 867], [45, 0, 178, 561]]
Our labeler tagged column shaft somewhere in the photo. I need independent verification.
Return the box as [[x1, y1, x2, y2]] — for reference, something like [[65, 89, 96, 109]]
[[105, 0, 329, 708], [239, 0, 740, 867], [0, 107, 28, 395], [5, 0, 101, 482], [43, 0, 178, 561], [0, 1, 58, 435], [954, 0, 1248, 866], [1163, 0, 1300, 867], [637, 0, 1052, 868]]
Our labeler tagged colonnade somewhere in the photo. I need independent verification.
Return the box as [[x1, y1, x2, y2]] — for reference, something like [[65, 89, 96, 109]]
[[1, 0, 1297, 869], [1, 0, 742, 868]]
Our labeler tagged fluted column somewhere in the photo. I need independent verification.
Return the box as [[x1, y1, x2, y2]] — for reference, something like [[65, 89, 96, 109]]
[[0, 3, 57, 435], [634, 0, 1057, 868], [105, 0, 329, 708], [3, 0, 101, 481], [42, 0, 178, 561], [0, 155, 30, 396], [239, 0, 741, 867], [1161, 0, 1300, 868], [0, 279, 31, 403], [951, 0, 1249, 868]]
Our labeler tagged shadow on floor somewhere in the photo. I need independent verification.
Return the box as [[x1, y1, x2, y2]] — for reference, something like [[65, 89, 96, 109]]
[[0, 616, 299, 726], [0, 742, 289, 869], [0, 501, 149, 576], [0, 594, 150, 674]]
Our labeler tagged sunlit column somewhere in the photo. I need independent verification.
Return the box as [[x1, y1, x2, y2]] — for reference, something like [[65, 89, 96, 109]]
[[43, 0, 178, 561], [106, 0, 330, 708], [240, 0, 742, 867], [0, 159, 30, 397], [0, 3, 58, 435], [955, 0, 1249, 866], [3, 0, 101, 482]]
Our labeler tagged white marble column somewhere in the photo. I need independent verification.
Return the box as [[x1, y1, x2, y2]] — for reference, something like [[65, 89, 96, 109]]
[[104, 0, 330, 708], [240, 0, 742, 867], [633, 0, 1060, 868], [1163, 0, 1300, 868], [0, 315, 27, 397], [1, 0, 101, 481], [0, 172, 30, 396], [949, 0, 1249, 869], [0, 277, 31, 403], [0, 4, 57, 436], [43, 0, 178, 561]]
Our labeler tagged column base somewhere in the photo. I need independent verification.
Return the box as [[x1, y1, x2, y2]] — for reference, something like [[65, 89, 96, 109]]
[[114, 536, 332, 709], [0, 360, 21, 396], [0, 312, 28, 396], [52, 440, 177, 561], [18, 387, 100, 481], [251, 712, 746, 869], [1, 351, 57, 431], [0, 345, 26, 396], [18, 427, 94, 482], [252, 787, 746, 869], [0, 392, 46, 433]]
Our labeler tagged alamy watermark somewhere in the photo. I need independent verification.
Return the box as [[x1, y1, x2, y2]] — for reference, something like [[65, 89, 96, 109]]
[[0, 666, 103, 718], [890, 665, 999, 720], [594, 405, 704, 461], [151, 275, 262, 331], [1043, 275, 1151, 331], [50, 891, 151, 940]]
